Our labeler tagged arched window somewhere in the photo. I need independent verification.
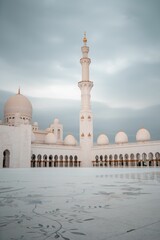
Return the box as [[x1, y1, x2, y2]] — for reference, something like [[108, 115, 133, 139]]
[[104, 155, 108, 161], [100, 155, 103, 161], [95, 155, 99, 163], [37, 154, 42, 167], [155, 152, 160, 160], [74, 155, 78, 167], [43, 154, 47, 160], [37, 154, 42, 161], [148, 152, 153, 160], [136, 153, 140, 160], [148, 152, 153, 166], [31, 154, 36, 160], [130, 153, 134, 160], [3, 150, 10, 168], [65, 155, 68, 167], [114, 154, 118, 160], [49, 155, 53, 161], [59, 155, 63, 167], [69, 155, 73, 167]]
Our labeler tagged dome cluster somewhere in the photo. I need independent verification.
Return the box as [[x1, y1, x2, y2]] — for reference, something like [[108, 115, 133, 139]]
[[97, 128, 151, 145]]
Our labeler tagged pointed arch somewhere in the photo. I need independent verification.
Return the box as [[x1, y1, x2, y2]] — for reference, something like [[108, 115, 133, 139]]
[[3, 150, 10, 168]]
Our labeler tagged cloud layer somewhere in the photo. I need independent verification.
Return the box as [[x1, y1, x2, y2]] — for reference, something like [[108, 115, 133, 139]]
[[0, 0, 160, 142]]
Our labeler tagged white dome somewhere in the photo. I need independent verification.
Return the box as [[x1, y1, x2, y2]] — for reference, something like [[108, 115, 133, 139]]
[[97, 134, 109, 145], [45, 132, 56, 144], [33, 122, 38, 126], [115, 131, 128, 144], [4, 92, 32, 120], [136, 128, 151, 142], [64, 134, 76, 146]]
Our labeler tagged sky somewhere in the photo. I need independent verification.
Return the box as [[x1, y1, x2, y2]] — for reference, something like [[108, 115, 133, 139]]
[[0, 0, 160, 142]]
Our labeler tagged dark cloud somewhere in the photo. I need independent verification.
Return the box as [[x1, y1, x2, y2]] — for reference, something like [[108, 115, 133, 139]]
[[0, 0, 160, 141]]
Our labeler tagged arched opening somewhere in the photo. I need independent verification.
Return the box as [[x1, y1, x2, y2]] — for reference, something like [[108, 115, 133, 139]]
[[104, 155, 108, 167], [37, 154, 42, 167], [49, 155, 53, 167], [95, 155, 99, 167], [148, 152, 153, 166], [54, 155, 58, 167], [155, 152, 160, 166], [69, 155, 73, 167], [125, 154, 129, 167], [109, 155, 112, 166], [114, 154, 118, 167], [100, 155, 103, 166], [65, 155, 68, 167], [31, 154, 36, 167], [136, 153, 141, 166], [43, 154, 47, 167], [130, 153, 135, 166], [59, 155, 63, 167], [3, 150, 10, 168], [74, 156, 78, 167], [119, 154, 123, 167], [142, 153, 147, 166]]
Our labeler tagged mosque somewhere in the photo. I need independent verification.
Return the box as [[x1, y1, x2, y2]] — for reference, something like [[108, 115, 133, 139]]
[[0, 35, 160, 168]]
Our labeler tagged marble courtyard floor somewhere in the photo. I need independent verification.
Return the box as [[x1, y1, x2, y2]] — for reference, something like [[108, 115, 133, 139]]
[[0, 168, 160, 240]]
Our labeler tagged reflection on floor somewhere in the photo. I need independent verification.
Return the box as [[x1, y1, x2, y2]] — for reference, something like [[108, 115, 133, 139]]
[[0, 168, 160, 240]]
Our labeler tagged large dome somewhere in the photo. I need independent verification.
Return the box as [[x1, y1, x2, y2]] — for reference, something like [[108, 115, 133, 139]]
[[4, 93, 32, 116], [4, 91, 32, 124], [64, 134, 77, 146], [115, 131, 128, 144], [97, 134, 109, 145], [136, 128, 151, 142]]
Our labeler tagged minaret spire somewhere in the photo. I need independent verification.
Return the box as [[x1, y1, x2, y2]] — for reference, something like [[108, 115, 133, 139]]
[[78, 34, 94, 167], [83, 32, 87, 46]]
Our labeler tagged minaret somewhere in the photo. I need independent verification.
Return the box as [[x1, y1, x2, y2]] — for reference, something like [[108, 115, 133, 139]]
[[78, 33, 93, 167]]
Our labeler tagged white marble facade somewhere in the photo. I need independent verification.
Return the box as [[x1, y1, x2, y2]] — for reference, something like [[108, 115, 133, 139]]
[[0, 35, 160, 168]]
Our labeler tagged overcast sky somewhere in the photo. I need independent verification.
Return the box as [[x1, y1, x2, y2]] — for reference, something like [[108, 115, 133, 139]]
[[0, 0, 160, 142]]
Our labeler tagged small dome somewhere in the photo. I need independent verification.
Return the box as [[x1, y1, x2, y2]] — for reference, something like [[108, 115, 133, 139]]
[[4, 92, 32, 122], [31, 132, 36, 143], [115, 131, 128, 144], [136, 128, 151, 142], [54, 118, 59, 124], [33, 122, 38, 126], [64, 134, 76, 146], [45, 132, 56, 144], [97, 134, 109, 145]]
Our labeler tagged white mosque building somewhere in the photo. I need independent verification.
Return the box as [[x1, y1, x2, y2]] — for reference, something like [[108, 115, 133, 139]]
[[0, 35, 160, 168]]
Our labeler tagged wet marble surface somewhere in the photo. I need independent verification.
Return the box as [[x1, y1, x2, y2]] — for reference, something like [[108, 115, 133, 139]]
[[0, 168, 160, 240]]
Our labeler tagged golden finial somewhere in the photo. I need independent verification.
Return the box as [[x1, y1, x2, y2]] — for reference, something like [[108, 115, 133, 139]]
[[83, 32, 87, 45]]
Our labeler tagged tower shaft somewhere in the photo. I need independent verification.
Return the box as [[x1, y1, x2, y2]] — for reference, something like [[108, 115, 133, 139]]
[[78, 34, 93, 167]]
